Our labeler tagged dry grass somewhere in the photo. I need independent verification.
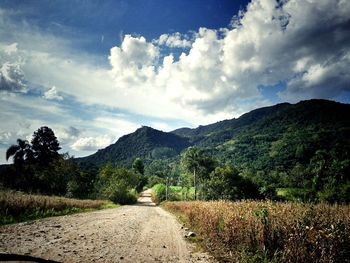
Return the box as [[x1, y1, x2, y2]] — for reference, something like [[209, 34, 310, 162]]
[[0, 190, 114, 225], [164, 201, 350, 262]]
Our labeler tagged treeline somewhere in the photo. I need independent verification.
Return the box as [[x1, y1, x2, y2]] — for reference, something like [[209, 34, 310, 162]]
[[0, 126, 147, 204], [148, 143, 350, 203]]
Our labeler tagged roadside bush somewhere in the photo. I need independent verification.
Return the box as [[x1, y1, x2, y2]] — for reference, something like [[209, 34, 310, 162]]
[[151, 183, 166, 204], [98, 164, 138, 205], [147, 175, 165, 188]]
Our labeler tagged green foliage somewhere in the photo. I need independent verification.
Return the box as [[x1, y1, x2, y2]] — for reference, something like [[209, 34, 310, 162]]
[[132, 158, 148, 192], [147, 175, 165, 188], [145, 159, 170, 178], [151, 147, 177, 159], [66, 167, 98, 199], [132, 157, 144, 175], [276, 188, 313, 202], [204, 165, 261, 200], [78, 126, 190, 167], [151, 183, 166, 203], [168, 186, 195, 201], [2, 100, 350, 204], [181, 147, 216, 199], [98, 164, 138, 204], [6, 139, 33, 168], [31, 126, 61, 165]]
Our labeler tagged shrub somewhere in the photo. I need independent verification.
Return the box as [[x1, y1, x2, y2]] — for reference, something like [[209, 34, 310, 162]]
[[151, 183, 166, 204], [98, 165, 138, 205]]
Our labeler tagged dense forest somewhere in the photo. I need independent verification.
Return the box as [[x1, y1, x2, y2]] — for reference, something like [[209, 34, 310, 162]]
[[1, 99, 349, 203]]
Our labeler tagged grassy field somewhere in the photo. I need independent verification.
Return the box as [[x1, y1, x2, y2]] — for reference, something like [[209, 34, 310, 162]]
[[164, 201, 350, 263], [0, 190, 117, 225], [151, 184, 195, 203], [169, 186, 195, 201]]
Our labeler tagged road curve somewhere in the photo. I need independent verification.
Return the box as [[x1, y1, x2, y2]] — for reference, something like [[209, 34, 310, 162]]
[[0, 190, 214, 263]]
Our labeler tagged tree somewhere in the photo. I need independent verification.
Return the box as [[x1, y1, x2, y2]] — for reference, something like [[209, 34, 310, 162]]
[[204, 165, 260, 200], [99, 165, 139, 204], [31, 126, 61, 165], [6, 139, 33, 167], [181, 147, 216, 200], [132, 158, 144, 175], [132, 158, 147, 192], [181, 147, 201, 199]]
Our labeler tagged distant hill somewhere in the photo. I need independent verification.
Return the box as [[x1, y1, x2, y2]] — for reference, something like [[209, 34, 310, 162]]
[[77, 126, 191, 167], [78, 99, 350, 172], [171, 102, 291, 145], [172, 100, 349, 145], [172, 99, 350, 173]]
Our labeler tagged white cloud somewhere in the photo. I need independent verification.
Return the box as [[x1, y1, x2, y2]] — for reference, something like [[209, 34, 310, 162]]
[[43, 86, 63, 101], [153, 32, 192, 48], [71, 134, 115, 151], [150, 122, 172, 132], [108, 0, 350, 114], [4, 42, 17, 55], [1, 0, 349, 164], [56, 126, 80, 145], [0, 43, 27, 93], [92, 116, 139, 136], [109, 35, 159, 88]]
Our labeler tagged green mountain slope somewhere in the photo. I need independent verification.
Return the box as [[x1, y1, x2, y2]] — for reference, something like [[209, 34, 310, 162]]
[[77, 126, 191, 167], [78, 100, 350, 177], [173, 99, 350, 171]]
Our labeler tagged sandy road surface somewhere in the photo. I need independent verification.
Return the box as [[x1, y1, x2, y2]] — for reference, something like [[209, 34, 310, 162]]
[[0, 190, 214, 262]]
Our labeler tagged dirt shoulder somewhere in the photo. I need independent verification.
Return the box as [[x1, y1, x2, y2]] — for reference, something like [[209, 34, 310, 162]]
[[0, 190, 214, 262]]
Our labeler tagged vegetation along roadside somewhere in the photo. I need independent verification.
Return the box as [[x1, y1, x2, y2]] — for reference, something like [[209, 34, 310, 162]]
[[0, 190, 117, 225], [163, 201, 350, 263]]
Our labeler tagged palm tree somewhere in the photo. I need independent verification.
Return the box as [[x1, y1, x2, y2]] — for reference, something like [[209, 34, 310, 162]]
[[6, 139, 33, 167], [181, 147, 201, 200]]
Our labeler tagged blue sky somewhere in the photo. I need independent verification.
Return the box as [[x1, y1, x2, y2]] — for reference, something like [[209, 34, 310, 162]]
[[1, 0, 350, 163]]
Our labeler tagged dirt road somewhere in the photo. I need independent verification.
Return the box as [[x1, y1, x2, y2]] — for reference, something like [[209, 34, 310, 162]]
[[0, 190, 214, 262]]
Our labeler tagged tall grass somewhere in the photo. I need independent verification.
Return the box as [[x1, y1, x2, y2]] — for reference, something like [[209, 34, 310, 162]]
[[0, 190, 115, 225], [164, 201, 350, 262]]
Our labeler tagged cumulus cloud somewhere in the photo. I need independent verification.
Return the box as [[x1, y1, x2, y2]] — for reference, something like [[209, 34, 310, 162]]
[[71, 134, 115, 151], [109, 0, 350, 114], [0, 43, 27, 93], [1, 0, 349, 155], [4, 42, 17, 55], [56, 126, 80, 145], [109, 35, 159, 88], [0, 131, 13, 146], [153, 32, 192, 48], [43, 86, 63, 101]]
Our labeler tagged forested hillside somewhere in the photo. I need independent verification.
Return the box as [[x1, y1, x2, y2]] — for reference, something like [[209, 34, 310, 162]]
[[74, 99, 350, 202], [77, 126, 191, 167], [177, 99, 350, 170], [80, 99, 350, 172], [173, 99, 350, 201]]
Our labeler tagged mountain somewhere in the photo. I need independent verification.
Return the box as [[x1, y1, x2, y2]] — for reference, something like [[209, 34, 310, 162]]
[[172, 100, 350, 146], [172, 99, 350, 173], [78, 99, 350, 173], [77, 126, 191, 167]]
